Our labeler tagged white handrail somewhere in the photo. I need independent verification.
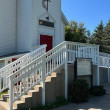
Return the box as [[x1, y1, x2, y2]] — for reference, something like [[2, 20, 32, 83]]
[[99, 53, 110, 68], [66, 41, 99, 64], [8, 41, 99, 110], [9, 42, 66, 110], [99, 53, 110, 82], [0, 45, 47, 92]]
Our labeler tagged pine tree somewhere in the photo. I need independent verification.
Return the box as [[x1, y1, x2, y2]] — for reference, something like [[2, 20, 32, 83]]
[[90, 20, 110, 53], [103, 20, 110, 53], [90, 20, 105, 52]]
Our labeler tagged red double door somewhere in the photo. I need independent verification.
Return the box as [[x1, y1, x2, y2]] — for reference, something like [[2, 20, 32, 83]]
[[40, 35, 53, 52]]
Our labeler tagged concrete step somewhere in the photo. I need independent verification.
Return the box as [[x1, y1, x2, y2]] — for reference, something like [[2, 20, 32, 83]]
[[13, 100, 25, 109], [40, 75, 56, 85], [0, 100, 17, 110], [12, 84, 43, 109], [2, 94, 9, 102], [20, 95, 32, 108], [46, 76, 52, 82], [7, 98, 9, 103], [28, 90, 39, 96], [34, 84, 42, 91], [0, 66, 65, 110], [12, 75, 57, 109], [21, 95, 32, 102], [51, 72, 57, 77]]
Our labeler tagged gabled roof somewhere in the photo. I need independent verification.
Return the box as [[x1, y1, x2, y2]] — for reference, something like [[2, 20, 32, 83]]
[[61, 11, 69, 26]]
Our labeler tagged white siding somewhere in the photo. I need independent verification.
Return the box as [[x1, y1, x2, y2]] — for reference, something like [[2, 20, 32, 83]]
[[17, 0, 32, 52], [31, 0, 62, 47], [61, 20, 65, 42], [0, 0, 16, 56], [0, 0, 65, 56], [49, 0, 62, 46], [0, 60, 5, 69]]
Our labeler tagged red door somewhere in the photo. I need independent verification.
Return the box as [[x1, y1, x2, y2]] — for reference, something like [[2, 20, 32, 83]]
[[40, 35, 53, 52], [12, 58, 18, 62]]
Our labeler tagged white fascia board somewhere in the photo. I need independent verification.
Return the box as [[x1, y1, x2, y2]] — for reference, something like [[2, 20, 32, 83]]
[[61, 11, 69, 26]]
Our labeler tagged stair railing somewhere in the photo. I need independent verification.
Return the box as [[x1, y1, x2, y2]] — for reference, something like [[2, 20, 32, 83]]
[[0, 45, 47, 92], [99, 52, 110, 82], [67, 41, 99, 64], [99, 52, 110, 68], [9, 41, 66, 110], [8, 41, 100, 110]]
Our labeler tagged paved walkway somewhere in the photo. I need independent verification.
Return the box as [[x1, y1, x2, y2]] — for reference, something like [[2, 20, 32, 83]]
[[52, 83, 110, 110]]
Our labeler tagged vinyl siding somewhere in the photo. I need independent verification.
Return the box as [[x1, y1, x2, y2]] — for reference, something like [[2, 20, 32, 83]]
[[0, 0, 16, 56], [17, 0, 32, 52], [61, 20, 65, 42], [31, 0, 62, 47]]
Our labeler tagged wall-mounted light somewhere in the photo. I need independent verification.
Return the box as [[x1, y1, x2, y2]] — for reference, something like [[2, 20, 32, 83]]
[[46, 16, 49, 21]]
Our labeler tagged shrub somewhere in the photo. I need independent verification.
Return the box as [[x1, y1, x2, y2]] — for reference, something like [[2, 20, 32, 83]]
[[71, 79, 89, 103], [0, 89, 8, 98], [89, 86, 106, 96]]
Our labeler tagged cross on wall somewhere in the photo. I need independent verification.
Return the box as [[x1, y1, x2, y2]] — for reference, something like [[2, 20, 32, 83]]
[[42, 0, 51, 11]]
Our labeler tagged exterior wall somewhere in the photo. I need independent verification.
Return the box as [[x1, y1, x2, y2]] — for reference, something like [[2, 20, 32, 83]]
[[92, 65, 98, 85], [0, 0, 65, 55], [49, 0, 62, 46], [31, 0, 62, 48], [17, 0, 32, 52], [67, 64, 109, 85], [45, 72, 65, 104], [99, 67, 109, 84], [0, 60, 5, 69], [61, 20, 65, 42], [0, 0, 16, 56]]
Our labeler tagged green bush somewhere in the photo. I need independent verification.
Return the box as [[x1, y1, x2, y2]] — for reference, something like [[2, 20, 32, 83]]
[[71, 79, 89, 103], [89, 86, 106, 96], [0, 89, 8, 98]]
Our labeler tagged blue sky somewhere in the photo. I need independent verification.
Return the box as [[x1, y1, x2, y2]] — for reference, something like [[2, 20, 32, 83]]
[[62, 0, 110, 33]]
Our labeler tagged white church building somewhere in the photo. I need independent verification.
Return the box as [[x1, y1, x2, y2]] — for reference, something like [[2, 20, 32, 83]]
[[0, 0, 68, 68]]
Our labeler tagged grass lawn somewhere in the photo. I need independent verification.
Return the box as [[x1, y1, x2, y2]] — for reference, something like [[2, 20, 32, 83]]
[[0, 90, 8, 99]]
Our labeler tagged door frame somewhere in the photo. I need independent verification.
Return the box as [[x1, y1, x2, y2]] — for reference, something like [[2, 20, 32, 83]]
[[37, 12, 56, 48], [38, 32, 55, 48], [40, 34, 53, 52]]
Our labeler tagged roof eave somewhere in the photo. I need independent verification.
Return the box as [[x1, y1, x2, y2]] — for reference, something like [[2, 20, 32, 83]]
[[61, 11, 69, 26]]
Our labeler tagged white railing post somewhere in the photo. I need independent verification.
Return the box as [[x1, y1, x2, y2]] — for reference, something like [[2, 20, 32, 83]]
[[78, 45, 80, 57], [42, 55, 46, 105], [9, 77, 13, 110], [0, 45, 47, 93], [91, 47, 94, 63], [107, 54, 110, 82], [65, 43, 68, 100], [97, 46, 100, 85], [0, 77, 1, 91]]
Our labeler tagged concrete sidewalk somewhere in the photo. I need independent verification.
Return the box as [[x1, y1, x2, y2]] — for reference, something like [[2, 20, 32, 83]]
[[52, 83, 110, 110]]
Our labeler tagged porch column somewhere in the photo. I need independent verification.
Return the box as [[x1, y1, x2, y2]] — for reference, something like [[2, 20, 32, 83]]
[[107, 54, 110, 82], [42, 55, 46, 105], [65, 43, 68, 100], [97, 46, 100, 85]]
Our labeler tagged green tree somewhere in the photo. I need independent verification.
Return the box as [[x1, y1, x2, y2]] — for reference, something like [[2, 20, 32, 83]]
[[65, 21, 88, 43], [90, 20, 110, 53], [89, 20, 105, 52], [103, 20, 110, 53]]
